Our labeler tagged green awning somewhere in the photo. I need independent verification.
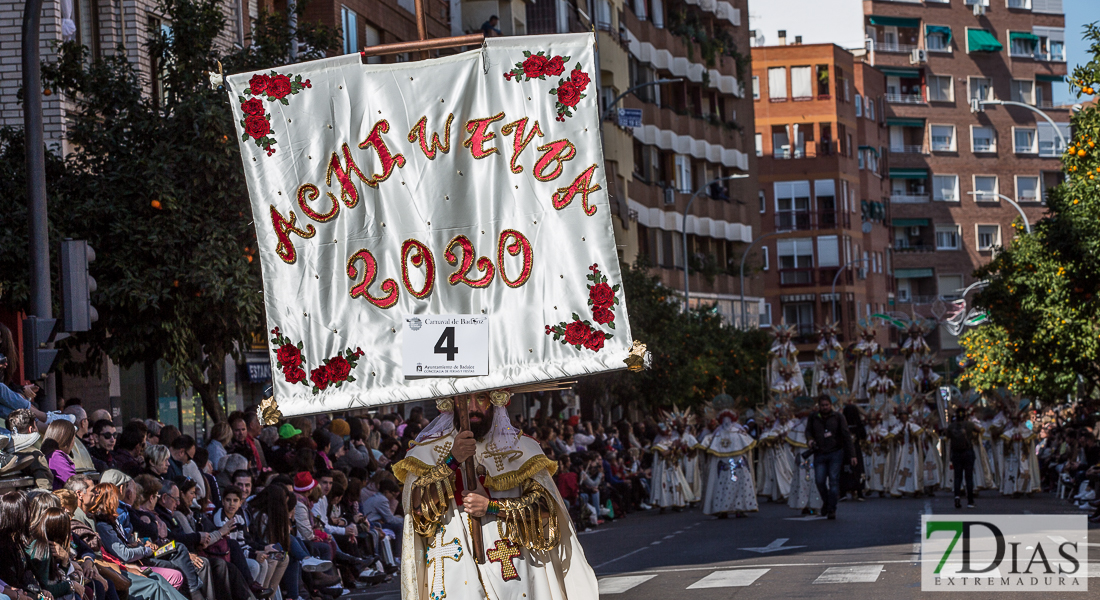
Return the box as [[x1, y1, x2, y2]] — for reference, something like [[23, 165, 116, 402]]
[[892, 218, 930, 227], [868, 15, 920, 28], [895, 268, 934, 279], [886, 118, 926, 128], [880, 67, 922, 78], [859, 145, 880, 157], [1037, 74, 1065, 82], [1010, 31, 1040, 42], [925, 25, 952, 45], [968, 29, 1004, 53], [889, 168, 929, 180]]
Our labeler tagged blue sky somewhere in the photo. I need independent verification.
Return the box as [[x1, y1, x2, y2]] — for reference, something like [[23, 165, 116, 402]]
[[1057, 0, 1100, 104]]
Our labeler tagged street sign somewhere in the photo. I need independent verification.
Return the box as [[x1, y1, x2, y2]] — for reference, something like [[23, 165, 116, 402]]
[[618, 108, 643, 128], [402, 315, 489, 377]]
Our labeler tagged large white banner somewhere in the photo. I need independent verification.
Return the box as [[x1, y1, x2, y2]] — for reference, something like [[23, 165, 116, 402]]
[[227, 33, 632, 416]]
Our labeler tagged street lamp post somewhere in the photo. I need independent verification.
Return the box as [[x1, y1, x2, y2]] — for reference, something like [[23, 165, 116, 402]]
[[602, 79, 684, 122], [682, 175, 749, 314], [830, 257, 869, 327], [974, 99, 1068, 152], [738, 230, 784, 329], [965, 192, 1032, 234]]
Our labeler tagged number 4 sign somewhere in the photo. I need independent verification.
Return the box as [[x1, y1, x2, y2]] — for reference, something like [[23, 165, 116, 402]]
[[402, 315, 490, 377]]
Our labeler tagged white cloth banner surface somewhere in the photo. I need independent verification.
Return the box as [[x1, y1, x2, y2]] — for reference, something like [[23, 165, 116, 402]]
[[227, 33, 632, 416]]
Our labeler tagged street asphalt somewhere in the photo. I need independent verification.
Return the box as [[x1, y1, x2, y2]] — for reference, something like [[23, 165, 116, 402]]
[[352, 490, 1098, 599]]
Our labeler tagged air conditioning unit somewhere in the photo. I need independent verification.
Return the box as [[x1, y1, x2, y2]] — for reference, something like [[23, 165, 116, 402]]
[[910, 49, 927, 64], [910, 226, 921, 237], [664, 187, 676, 205]]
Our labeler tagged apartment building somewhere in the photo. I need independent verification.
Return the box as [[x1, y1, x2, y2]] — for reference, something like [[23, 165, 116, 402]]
[[751, 42, 894, 358], [865, 0, 1068, 356]]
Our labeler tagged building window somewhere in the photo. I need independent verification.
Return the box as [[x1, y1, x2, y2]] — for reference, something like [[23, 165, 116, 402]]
[[971, 126, 996, 153], [1012, 79, 1036, 104], [969, 77, 994, 102], [762, 246, 769, 270], [1016, 175, 1040, 201], [855, 94, 863, 116], [674, 154, 692, 193], [791, 66, 813, 100], [777, 238, 814, 284], [858, 151, 865, 170], [939, 274, 964, 300], [817, 235, 839, 268], [1038, 122, 1069, 156], [1008, 0, 1031, 8], [926, 29, 949, 51], [782, 302, 814, 336], [341, 6, 358, 55], [752, 76, 760, 100], [759, 189, 767, 213], [760, 302, 772, 327], [933, 175, 959, 202], [867, 97, 875, 120], [1009, 32, 1038, 57], [1014, 127, 1037, 153], [768, 67, 787, 101], [930, 124, 956, 152], [936, 225, 960, 250], [1033, 27, 1066, 61], [927, 75, 953, 102], [775, 181, 811, 230], [973, 175, 998, 201], [755, 133, 762, 157], [816, 65, 830, 96], [977, 225, 1000, 250]]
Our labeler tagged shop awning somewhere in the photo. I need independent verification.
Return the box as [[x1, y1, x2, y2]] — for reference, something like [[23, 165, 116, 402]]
[[889, 168, 929, 180], [895, 268, 934, 279], [892, 218, 930, 227], [1010, 31, 1040, 42], [880, 67, 922, 79], [1036, 74, 1065, 82], [968, 29, 1004, 52], [886, 118, 926, 128], [859, 145, 880, 157], [925, 25, 952, 45], [868, 15, 920, 28]]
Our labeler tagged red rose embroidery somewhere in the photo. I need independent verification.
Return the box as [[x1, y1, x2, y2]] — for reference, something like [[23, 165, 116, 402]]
[[570, 69, 591, 92], [248, 74, 270, 95], [284, 366, 306, 384], [522, 55, 549, 79], [326, 355, 352, 382], [589, 282, 614, 309], [266, 74, 292, 100], [310, 365, 330, 390], [592, 306, 615, 325], [244, 115, 270, 140], [241, 98, 265, 116], [556, 81, 581, 109], [545, 56, 566, 77], [583, 331, 605, 352], [564, 320, 592, 346], [276, 344, 302, 368]]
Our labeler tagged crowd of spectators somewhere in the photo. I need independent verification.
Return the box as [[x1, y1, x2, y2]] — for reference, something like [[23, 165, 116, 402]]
[[1035, 406, 1100, 522]]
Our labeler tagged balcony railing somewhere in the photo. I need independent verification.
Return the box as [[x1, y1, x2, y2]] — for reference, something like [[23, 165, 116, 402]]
[[779, 269, 815, 286], [877, 42, 920, 54], [819, 268, 854, 286], [896, 295, 940, 304], [771, 141, 839, 159], [893, 243, 936, 253], [886, 93, 925, 104], [890, 194, 930, 203], [890, 145, 928, 154], [775, 210, 851, 231]]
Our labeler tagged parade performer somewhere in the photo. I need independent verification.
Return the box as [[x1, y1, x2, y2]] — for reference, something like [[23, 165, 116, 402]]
[[912, 357, 942, 397], [395, 393, 599, 600], [918, 410, 943, 494], [669, 408, 704, 505], [756, 406, 794, 502], [810, 322, 844, 397], [698, 404, 757, 518], [768, 323, 805, 395], [786, 404, 823, 514], [866, 353, 896, 405], [648, 420, 693, 512], [899, 318, 934, 397], [1000, 399, 1041, 496], [986, 402, 1009, 489], [771, 358, 805, 397], [888, 397, 924, 497], [850, 320, 880, 401], [864, 406, 894, 496]]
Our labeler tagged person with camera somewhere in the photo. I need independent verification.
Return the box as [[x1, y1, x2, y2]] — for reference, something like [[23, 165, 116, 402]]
[[806, 396, 856, 520], [946, 408, 979, 509]]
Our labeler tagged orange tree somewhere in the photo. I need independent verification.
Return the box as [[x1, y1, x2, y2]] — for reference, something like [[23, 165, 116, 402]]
[[959, 23, 1100, 401]]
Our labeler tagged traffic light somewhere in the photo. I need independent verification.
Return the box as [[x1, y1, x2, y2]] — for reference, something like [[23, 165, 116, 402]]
[[22, 315, 58, 381], [60, 239, 97, 332]]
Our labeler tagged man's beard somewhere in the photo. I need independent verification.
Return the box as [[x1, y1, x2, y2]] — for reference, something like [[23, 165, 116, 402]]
[[469, 410, 492, 440]]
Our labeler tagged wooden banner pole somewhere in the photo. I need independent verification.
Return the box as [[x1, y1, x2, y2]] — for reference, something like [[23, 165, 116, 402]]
[[454, 394, 486, 563], [359, 34, 484, 61]]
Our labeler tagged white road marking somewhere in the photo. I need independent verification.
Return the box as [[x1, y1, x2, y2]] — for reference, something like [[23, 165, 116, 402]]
[[593, 547, 650, 570], [616, 558, 915, 575], [813, 564, 884, 584], [663, 535, 676, 540], [686, 569, 770, 589], [739, 538, 807, 553], [597, 574, 658, 594], [650, 541, 662, 545], [783, 516, 827, 521]]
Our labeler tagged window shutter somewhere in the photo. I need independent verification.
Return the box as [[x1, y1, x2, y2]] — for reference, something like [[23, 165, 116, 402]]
[[817, 235, 839, 267]]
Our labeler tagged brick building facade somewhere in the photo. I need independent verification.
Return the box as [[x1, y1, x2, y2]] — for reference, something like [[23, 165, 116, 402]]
[[752, 42, 893, 360]]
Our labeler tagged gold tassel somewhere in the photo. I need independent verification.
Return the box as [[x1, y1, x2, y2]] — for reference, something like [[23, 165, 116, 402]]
[[495, 480, 559, 552]]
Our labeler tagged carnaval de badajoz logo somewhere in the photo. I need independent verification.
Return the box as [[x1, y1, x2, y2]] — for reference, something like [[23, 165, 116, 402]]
[[921, 515, 1087, 592]]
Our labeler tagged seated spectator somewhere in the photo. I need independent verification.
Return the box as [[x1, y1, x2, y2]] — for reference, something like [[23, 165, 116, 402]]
[[205, 423, 231, 475], [144, 444, 171, 480], [111, 426, 147, 478], [41, 419, 78, 489], [89, 419, 117, 470]]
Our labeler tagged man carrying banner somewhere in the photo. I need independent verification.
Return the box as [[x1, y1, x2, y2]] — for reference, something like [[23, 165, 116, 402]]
[[393, 392, 598, 600]]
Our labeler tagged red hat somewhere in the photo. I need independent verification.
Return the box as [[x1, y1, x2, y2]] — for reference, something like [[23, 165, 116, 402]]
[[293, 471, 316, 493], [568, 415, 580, 427]]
